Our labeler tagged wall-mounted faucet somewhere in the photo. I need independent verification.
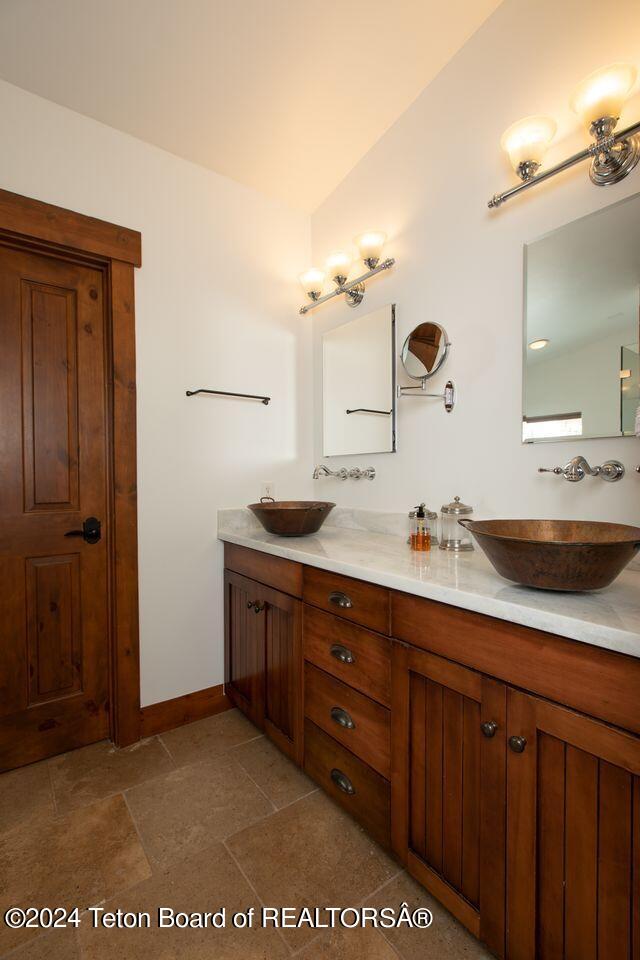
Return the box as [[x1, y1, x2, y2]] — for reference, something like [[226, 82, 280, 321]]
[[538, 455, 625, 482], [313, 464, 376, 481]]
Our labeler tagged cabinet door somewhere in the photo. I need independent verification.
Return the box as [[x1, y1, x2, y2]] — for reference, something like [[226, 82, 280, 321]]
[[224, 571, 265, 729], [392, 642, 506, 953], [506, 688, 640, 960], [262, 584, 302, 764]]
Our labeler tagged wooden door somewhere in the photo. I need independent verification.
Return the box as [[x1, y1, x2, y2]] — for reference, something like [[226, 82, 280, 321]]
[[0, 246, 110, 770], [392, 641, 507, 953], [224, 571, 265, 729], [506, 689, 640, 960], [262, 584, 302, 764]]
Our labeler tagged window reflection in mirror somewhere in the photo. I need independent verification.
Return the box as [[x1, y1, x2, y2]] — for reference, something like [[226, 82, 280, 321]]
[[322, 304, 396, 456], [523, 193, 640, 443]]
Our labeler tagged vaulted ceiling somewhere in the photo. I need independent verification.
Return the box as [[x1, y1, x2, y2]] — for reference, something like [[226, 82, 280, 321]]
[[0, 0, 503, 211]]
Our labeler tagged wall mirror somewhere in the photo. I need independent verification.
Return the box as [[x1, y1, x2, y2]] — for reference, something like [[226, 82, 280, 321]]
[[322, 304, 396, 456], [523, 193, 640, 443], [400, 322, 450, 380]]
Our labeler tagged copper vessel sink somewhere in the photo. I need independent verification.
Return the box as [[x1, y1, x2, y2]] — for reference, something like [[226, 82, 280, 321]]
[[248, 500, 335, 537], [458, 519, 640, 591]]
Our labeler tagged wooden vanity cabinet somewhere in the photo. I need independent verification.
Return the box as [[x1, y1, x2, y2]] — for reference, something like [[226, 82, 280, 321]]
[[224, 544, 640, 960], [224, 568, 303, 763]]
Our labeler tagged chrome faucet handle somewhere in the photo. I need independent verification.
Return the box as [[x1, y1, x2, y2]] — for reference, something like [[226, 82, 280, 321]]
[[538, 466, 564, 475]]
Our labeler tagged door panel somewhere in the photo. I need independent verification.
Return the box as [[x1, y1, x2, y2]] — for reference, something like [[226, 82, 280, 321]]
[[0, 246, 110, 771], [263, 585, 302, 763], [506, 688, 640, 960], [26, 554, 82, 704], [392, 642, 506, 946], [21, 281, 79, 511], [224, 571, 264, 729]]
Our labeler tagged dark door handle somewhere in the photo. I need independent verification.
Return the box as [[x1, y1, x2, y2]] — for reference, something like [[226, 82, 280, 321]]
[[329, 591, 353, 609], [330, 768, 355, 795], [64, 516, 101, 544], [330, 644, 355, 665], [330, 706, 355, 730]]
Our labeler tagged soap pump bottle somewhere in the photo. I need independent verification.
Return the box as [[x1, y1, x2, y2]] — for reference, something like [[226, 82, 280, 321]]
[[410, 503, 431, 552]]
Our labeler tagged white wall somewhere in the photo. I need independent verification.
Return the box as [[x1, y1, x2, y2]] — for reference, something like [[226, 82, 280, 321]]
[[311, 0, 640, 525], [0, 80, 313, 706]]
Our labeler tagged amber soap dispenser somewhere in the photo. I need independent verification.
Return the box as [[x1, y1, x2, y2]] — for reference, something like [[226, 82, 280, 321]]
[[409, 503, 431, 551]]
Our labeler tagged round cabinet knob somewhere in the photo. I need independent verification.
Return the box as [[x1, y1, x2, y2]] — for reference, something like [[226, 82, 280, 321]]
[[508, 735, 527, 753], [480, 720, 498, 738]]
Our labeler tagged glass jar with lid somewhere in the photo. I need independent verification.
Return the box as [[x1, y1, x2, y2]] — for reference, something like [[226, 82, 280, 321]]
[[439, 496, 474, 552]]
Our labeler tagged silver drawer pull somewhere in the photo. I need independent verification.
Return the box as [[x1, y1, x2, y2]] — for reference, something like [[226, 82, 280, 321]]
[[330, 768, 355, 795], [329, 591, 353, 609], [330, 706, 355, 730], [330, 644, 355, 665]]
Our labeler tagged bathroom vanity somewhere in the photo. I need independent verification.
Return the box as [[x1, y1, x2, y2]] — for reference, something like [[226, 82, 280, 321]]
[[220, 516, 640, 960]]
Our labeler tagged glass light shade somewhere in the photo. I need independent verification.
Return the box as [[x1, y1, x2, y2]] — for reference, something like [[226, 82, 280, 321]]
[[325, 250, 352, 284], [500, 116, 557, 171], [528, 338, 550, 350], [354, 231, 387, 267], [298, 267, 325, 300], [570, 63, 637, 126]]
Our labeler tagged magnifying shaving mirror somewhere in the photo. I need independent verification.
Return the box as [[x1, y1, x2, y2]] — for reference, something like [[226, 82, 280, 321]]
[[398, 322, 455, 411]]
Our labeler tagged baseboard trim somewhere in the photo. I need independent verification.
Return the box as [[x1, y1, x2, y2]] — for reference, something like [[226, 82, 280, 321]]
[[140, 684, 231, 738]]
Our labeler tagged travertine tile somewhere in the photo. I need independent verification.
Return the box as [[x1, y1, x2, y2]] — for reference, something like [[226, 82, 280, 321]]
[[49, 738, 174, 813], [0, 794, 150, 954], [125, 755, 273, 869], [366, 872, 493, 959], [296, 926, 399, 959], [160, 709, 261, 766], [227, 790, 398, 948], [231, 736, 315, 809], [78, 842, 289, 960], [0, 760, 54, 832], [5, 927, 81, 959]]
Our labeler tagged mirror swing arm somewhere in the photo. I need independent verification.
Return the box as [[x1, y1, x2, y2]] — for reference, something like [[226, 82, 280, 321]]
[[397, 379, 456, 412]]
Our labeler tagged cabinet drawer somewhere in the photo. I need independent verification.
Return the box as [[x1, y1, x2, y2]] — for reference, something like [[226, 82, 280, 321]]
[[225, 543, 302, 597], [303, 566, 389, 633], [304, 662, 390, 777], [303, 605, 391, 707], [304, 719, 390, 848]]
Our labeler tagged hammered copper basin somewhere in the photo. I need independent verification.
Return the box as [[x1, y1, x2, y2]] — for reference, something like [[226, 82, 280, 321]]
[[458, 519, 640, 591], [248, 500, 335, 537]]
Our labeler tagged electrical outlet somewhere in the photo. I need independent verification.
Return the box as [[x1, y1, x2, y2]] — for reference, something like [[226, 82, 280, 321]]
[[261, 481, 275, 500]]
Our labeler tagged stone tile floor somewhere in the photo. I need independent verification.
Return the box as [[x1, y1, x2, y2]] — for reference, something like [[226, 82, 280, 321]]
[[0, 709, 492, 959]]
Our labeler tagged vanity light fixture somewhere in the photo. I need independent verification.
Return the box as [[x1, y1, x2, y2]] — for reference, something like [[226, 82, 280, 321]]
[[489, 62, 640, 208], [298, 267, 326, 302], [528, 338, 550, 350], [299, 231, 395, 314]]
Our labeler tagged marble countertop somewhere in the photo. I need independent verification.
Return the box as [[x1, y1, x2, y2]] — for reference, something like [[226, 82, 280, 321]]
[[218, 508, 640, 660]]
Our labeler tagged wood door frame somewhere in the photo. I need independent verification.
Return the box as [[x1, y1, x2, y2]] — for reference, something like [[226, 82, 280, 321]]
[[0, 187, 142, 747]]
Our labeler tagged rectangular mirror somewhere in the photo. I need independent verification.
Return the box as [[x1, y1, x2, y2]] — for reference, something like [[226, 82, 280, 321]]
[[523, 193, 640, 442], [322, 304, 396, 456]]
